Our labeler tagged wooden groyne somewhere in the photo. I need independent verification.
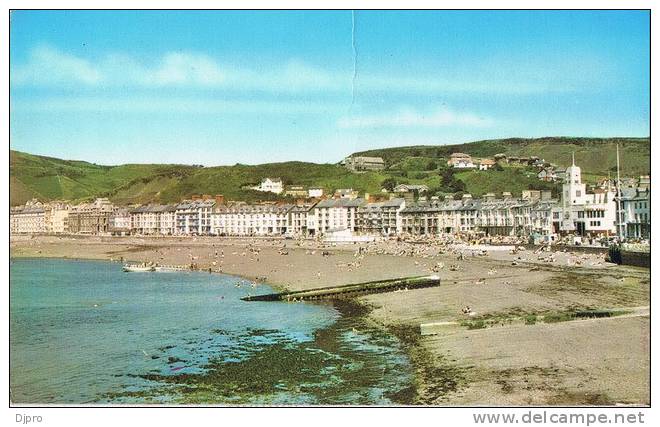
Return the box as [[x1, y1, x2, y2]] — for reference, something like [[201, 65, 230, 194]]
[[241, 275, 441, 302]]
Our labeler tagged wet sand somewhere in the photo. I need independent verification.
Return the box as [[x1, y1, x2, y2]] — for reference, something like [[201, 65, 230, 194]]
[[10, 234, 650, 405]]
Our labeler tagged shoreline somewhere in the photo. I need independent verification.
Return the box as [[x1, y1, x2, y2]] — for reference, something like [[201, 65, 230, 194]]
[[10, 234, 650, 405]]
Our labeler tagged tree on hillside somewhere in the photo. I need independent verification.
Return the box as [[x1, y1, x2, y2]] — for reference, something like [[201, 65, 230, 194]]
[[441, 168, 454, 184], [440, 169, 466, 193], [381, 177, 397, 192]]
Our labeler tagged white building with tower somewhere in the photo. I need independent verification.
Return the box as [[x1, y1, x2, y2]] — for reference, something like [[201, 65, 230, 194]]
[[553, 155, 617, 237]]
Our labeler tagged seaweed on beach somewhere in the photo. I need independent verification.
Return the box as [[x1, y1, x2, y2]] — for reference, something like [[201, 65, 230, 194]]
[[387, 324, 470, 404], [107, 305, 416, 405]]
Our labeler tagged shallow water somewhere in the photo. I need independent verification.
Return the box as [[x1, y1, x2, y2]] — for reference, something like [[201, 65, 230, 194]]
[[10, 258, 414, 404]]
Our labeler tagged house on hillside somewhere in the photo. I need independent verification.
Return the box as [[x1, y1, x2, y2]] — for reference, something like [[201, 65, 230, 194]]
[[393, 184, 429, 203], [252, 177, 284, 194], [537, 168, 554, 182], [477, 158, 496, 170], [334, 188, 359, 200], [308, 187, 324, 198], [494, 153, 508, 163], [393, 184, 429, 193], [284, 185, 307, 198], [342, 156, 386, 172], [447, 153, 475, 168], [554, 167, 567, 182]]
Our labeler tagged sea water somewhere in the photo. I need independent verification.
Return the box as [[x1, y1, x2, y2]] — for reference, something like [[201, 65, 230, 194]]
[[10, 258, 414, 404]]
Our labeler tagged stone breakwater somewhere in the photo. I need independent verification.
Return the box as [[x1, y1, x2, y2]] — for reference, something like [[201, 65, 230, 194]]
[[241, 275, 440, 301]]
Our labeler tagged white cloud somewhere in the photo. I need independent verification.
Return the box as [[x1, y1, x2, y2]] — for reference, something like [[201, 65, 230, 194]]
[[149, 52, 226, 86], [337, 106, 495, 129], [10, 45, 344, 91], [12, 47, 229, 88], [10, 96, 342, 115], [358, 76, 549, 96], [11, 45, 102, 85], [11, 45, 571, 96]]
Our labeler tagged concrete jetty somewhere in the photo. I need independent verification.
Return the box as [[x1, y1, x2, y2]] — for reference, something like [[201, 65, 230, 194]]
[[241, 275, 440, 302]]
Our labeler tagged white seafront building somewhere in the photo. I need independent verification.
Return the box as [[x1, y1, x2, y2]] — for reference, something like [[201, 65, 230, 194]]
[[307, 198, 365, 236], [356, 198, 406, 236], [109, 208, 132, 236], [130, 205, 159, 235], [619, 186, 650, 240], [127, 201, 214, 236], [127, 204, 176, 235], [211, 203, 291, 236], [552, 156, 617, 237], [399, 192, 558, 237], [287, 204, 315, 236], [10, 200, 46, 234], [160, 205, 177, 235], [130, 205, 176, 235], [46, 202, 71, 234], [175, 199, 216, 235], [10, 199, 71, 234]]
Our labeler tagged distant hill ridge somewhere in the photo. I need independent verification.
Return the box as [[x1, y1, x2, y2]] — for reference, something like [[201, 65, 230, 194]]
[[351, 136, 650, 171], [10, 137, 650, 206]]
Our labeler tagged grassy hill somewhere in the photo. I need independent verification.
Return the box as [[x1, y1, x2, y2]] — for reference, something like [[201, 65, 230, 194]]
[[10, 137, 650, 206], [10, 150, 197, 206], [352, 137, 650, 178], [9, 150, 388, 206]]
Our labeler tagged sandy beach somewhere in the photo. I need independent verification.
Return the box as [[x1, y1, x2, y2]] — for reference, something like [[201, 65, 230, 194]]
[[10, 234, 650, 405]]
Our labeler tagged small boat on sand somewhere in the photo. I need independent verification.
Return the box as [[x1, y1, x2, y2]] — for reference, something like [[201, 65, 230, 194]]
[[123, 264, 155, 272]]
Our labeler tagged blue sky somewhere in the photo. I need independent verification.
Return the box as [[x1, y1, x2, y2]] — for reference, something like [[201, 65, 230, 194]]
[[10, 10, 650, 165]]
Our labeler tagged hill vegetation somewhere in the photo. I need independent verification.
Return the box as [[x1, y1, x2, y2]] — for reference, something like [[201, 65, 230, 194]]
[[10, 137, 650, 206], [9, 150, 388, 206], [353, 137, 650, 178]]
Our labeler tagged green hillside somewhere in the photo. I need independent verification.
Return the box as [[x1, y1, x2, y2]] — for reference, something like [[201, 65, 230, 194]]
[[10, 150, 197, 206], [10, 137, 650, 206], [353, 137, 650, 178], [9, 150, 388, 206]]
